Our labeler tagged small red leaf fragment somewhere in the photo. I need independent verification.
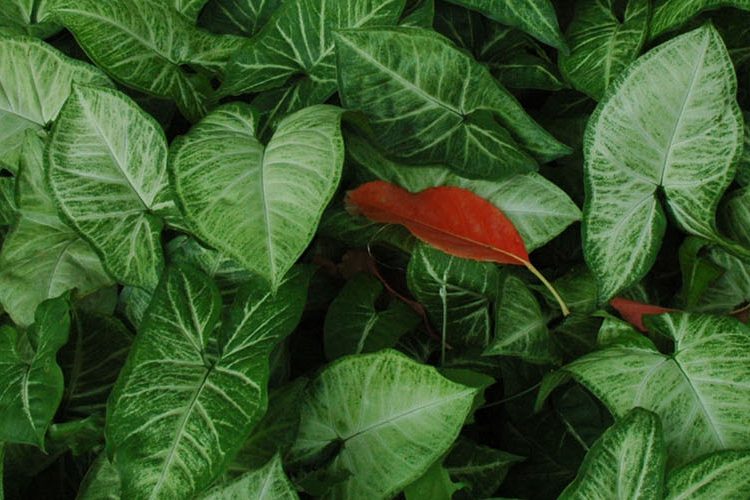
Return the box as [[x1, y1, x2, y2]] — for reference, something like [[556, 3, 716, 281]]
[[610, 297, 674, 332]]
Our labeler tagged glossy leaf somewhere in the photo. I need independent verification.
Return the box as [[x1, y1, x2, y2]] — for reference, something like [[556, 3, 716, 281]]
[[564, 312, 750, 465], [171, 103, 344, 288], [650, 0, 750, 39], [200, 455, 299, 500], [289, 349, 477, 499], [0, 294, 70, 448], [106, 265, 310, 499], [665, 449, 750, 499], [335, 27, 571, 179], [0, 35, 111, 172], [559, 408, 666, 500], [0, 132, 112, 327], [48, 85, 170, 290], [582, 25, 743, 300], [560, 0, 650, 100], [610, 297, 674, 332]]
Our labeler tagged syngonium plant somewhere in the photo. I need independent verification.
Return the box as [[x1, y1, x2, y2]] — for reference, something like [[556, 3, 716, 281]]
[[1, 0, 750, 499]]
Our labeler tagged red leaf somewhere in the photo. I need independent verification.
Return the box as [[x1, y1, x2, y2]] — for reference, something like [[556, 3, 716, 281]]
[[346, 180, 570, 316], [610, 297, 674, 332]]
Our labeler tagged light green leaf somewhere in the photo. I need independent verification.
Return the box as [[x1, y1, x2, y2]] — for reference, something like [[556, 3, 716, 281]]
[[173, 0, 209, 20], [347, 133, 580, 251], [564, 312, 750, 466], [443, 437, 523, 498], [324, 273, 420, 360], [484, 273, 558, 365], [199, 0, 281, 37], [0, 294, 70, 448], [335, 27, 571, 179], [0, 176, 16, 226], [650, 0, 750, 39], [665, 449, 750, 499], [0, 0, 59, 37], [444, 0, 566, 50], [582, 25, 743, 300], [201, 455, 299, 500], [559, 408, 666, 499], [0, 35, 111, 173], [560, 0, 650, 100], [0, 132, 112, 327], [404, 460, 463, 500], [47, 84, 170, 290], [77, 453, 122, 500], [171, 103, 344, 288], [46, 0, 243, 121], [106, 265, 310, 499], [289, 349, 477, 500]]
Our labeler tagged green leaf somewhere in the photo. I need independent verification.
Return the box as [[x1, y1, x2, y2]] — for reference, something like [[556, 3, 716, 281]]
[[677, 237, 723, 310], [404, 460, 463, 500], [46, 0, 243, 121], [484, 273, 558, 365], [559, 408, 666, 499], [173, 0, 209, 20], [400, 0, 434, 27], [582, 25, 743, 300], [665, 449, 750, 499], [347, 133, 580, 251], [289, 349, 478, 499], [334, 27, 571, 179], [318, 206, 416, 253], [443, 437, 523, 498], [0, 176, 17, 227], [106, 264, 310, 499], [201, 455, 299, 500], [199, 0, 282, 37], [0, 35, 111, 173], [171, 103, 344, 288], [0, 0, 59, 37], [650, 0, 750, 39], [564, 312, 750, 466], [47, 84, 171, 290], [443, 0, 566, 50], [559, 0, 650, 100], [0, 132, 112, 327], [0, 442, 4, 500], [77, 453, 122, 500], [324, 273, 420, 360], [0, 294, 70, 448]]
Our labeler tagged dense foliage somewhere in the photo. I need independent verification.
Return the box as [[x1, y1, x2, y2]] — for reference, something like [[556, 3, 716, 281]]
[[2, 0, 750, 498]]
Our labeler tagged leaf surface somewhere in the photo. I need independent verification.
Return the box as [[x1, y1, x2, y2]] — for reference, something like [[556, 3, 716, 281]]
[[0, 0, 59, 37], [610, 297, 674, 332], [200, 455, 299, 500], [665, 450, 750, 499], [650, 0, 750, 39], [199, 0, 282, 37], [443, 437, 523, 498]]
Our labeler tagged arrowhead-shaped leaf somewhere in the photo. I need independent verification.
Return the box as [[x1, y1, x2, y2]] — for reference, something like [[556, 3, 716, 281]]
[[443, 437, 523, 498], [582, 24, 744, 300], [200, 455, 299, 500], [47, 84, 171, 290], [170, 103, 344, 288], [289, 349, 477, 499], [665, 449, 750, 499], [106, 264, 310, 499]]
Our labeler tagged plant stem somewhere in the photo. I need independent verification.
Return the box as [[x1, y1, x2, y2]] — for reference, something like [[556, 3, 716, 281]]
[[524, 262, 570, 317]]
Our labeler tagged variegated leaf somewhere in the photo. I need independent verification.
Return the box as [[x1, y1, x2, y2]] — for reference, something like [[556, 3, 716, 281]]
[[665, 450, 750, 499], [650, 0, 750, 39], [0, 0, 59, 37], [200, 455, 299, 500]]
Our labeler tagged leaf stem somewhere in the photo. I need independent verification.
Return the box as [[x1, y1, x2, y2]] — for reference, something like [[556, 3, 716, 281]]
[[524, 262, 570, 317]]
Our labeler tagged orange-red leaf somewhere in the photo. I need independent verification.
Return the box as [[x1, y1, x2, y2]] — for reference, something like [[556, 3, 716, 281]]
[[610, 297, 674, 332]]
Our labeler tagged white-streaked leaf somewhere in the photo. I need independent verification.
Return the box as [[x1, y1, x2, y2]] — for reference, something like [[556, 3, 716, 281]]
[[173, 0, 209, 20], [199, 0, 282, 37], [444, 0, 566, 50], [47, 84, 170, 290], [0, 294, 70, 448], [583, 25, 743, 300], [650, 0, 750, 39], [346, 133, 580, 251], [563, 312, 750, 466], [335, 27, 571, 179], [0, 35, 111, 173], [77, 453, 122, 500], [559, 408, 666, 499], [0, 132, 112, 327], [200, 455, 299, 500], [0, 176, 15, 226], [559, 0, 650, 100], [289, 349, 477, 500], [665, 449, 750, 499], [0, 0, 59, 37], [444, 438, 522, 498], [106, 265, 310, 499], [404, 461, 463, 500], [171, 103, 344, 288]]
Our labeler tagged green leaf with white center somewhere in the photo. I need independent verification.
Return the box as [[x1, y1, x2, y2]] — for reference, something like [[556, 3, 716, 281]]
[[48, 84, 170, 290], [347, 133, 580, 251], [199, 0, 282, 37], [335, 27, 571, 180], [484, 273, 558, 365], [324, 273, 420, 360], [46, 0, 243, 121], [443, 437, 523, 498], [407, 244, 499, 351], [106, 264, 311, 499], [665, 450, 750, 499], [0, 0, 59, 37], [0, 132, 112, 327], [289, 349, 477, 500], [650, 0, 750, 40], [563, 312, 750, 466], [170, 103, 344, 288], [559, 408, 666, 499], [0, 294, 70, 448], [559, 0, 650, 100], [0, 35, 111, 173], [444, 0, 565, 50], [201, 455, 299, 500], [582, 25, 744, 301]]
